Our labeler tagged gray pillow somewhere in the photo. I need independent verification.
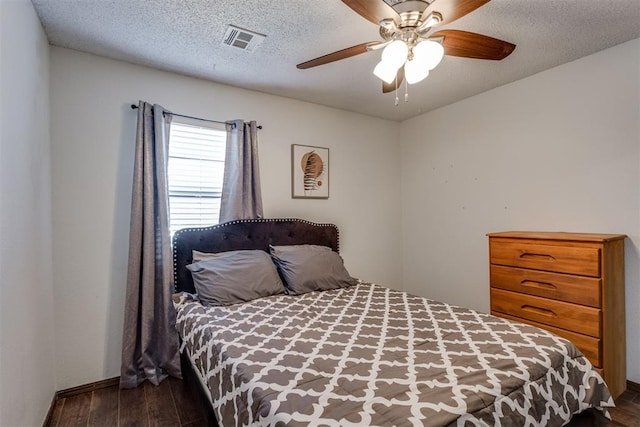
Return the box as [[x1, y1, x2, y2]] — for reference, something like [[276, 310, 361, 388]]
[[269, 244, 356, 295], [186, 250, 285, 306], [192, 250, 222, 262]]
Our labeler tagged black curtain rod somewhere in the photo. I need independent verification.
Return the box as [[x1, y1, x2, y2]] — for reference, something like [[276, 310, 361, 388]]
[[130, 104, 262, 129]]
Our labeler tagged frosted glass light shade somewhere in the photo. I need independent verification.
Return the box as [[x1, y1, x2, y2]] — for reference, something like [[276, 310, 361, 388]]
[[413, 40, 444, 70], [373, 60, 399, 84], [405, 58, 429, 84], [381, 40, 408, 68]]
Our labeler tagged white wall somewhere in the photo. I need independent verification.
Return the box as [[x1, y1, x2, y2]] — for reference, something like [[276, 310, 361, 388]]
[[400, 39, 640, 382], [0, 0, 55, 424], [49, 47, 401, 389]]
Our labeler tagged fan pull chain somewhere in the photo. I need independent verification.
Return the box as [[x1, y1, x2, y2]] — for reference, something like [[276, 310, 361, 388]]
[[404, 78, 409, 103], [394, 76, 399, 106]]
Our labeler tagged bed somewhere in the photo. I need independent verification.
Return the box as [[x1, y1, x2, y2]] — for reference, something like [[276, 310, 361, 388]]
[[172, 218, 613, 426]]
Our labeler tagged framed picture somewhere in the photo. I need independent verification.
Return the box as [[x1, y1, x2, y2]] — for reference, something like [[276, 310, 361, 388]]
[[291, 144, 329, 199]]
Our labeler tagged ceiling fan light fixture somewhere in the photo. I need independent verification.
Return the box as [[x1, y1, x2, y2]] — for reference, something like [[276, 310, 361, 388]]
[[405, 58, 429, 84], [381, 40, 408, 68], [413, 40, 445, 70], [298, 0, 517, 98], [373, 60, 400, 84]]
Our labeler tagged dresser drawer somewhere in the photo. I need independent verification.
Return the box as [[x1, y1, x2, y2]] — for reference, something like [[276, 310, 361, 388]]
[[490, 265, 601, 308], [492, 311, 601, 367], [490, 288, 601, 337], [489, 240, 601, 277]]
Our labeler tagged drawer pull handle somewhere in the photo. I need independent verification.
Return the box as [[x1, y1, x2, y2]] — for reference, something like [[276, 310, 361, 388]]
[[521, 280, 557, 290], [521, 305, 557, 318], [519, 252, 556, 261]]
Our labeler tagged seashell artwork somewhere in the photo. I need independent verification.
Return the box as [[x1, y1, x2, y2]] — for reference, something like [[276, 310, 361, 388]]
[[301, 151, 324, 191], [291, 144, 329, 199]]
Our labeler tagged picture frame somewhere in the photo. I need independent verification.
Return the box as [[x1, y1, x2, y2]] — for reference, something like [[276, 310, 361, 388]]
[[291, 144, 329, 199]]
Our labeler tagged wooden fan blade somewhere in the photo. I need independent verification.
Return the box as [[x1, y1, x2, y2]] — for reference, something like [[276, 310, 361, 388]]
[[297, 42, 380, 69], [342, 0, 399, 25], [424, 0, 491, 26], [382, 66, 405, 93], [432, 30, 515, 60]]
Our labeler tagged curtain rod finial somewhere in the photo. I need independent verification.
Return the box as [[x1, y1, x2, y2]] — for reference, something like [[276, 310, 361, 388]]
[[131, 104, 138, 109]]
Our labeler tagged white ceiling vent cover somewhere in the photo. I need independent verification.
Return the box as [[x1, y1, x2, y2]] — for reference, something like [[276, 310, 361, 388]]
[[222, 25, 266, 51]]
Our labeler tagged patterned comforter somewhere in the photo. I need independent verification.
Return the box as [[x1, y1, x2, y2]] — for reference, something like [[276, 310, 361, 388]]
[[173, 282, 613, 426]]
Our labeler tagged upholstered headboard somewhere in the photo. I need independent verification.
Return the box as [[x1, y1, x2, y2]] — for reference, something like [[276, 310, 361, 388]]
[[172, 218, 339, 293]]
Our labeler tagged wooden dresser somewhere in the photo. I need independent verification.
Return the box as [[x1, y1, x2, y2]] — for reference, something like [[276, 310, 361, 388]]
[[487, 231, 626, 399]]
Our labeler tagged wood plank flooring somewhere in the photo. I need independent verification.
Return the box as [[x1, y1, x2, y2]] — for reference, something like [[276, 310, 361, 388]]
[[610, 389, 640, 426], [567, 389, 640, 427], [46, 377, 209, 427], [46, 378, 639, 426]]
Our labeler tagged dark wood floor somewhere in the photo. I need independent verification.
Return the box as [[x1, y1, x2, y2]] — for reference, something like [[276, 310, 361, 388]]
[[46, 377, 209, 427], [46, 379, 639, 426], [568, 388, 640, 427]]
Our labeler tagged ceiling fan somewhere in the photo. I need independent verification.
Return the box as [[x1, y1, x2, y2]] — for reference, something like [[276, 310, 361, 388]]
[[297, 0, 516, 94]]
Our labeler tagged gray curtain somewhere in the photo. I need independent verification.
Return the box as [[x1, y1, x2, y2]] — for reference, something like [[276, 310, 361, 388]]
[[120, 101, 181, 389], [219, 120, 263, 222]]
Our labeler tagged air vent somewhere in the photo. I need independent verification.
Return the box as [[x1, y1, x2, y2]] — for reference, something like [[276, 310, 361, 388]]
[[222, 25, 266, 51]]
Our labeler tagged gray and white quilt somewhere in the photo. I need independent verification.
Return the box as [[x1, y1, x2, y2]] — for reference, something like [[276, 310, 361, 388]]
[[173, 282, 613, 426]]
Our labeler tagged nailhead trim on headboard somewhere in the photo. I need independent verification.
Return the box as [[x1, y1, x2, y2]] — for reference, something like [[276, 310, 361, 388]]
[[172, 218, 340, 293]]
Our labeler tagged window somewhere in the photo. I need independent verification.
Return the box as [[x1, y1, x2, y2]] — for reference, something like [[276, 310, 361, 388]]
[[167, 119, 226, 236]]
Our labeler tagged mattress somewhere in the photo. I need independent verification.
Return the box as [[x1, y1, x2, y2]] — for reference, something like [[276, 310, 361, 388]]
[[173, 282, 613, 426]]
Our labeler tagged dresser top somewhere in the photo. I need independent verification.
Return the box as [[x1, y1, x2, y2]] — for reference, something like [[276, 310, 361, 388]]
[[486, 231, 627, 242]]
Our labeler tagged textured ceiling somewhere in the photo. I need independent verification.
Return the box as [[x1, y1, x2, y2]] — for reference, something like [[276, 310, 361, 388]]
[[32, 0, 640, 121]]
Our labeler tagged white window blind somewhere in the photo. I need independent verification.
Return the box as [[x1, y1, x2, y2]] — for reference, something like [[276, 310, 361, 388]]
[[168, 120, 226, 236]]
